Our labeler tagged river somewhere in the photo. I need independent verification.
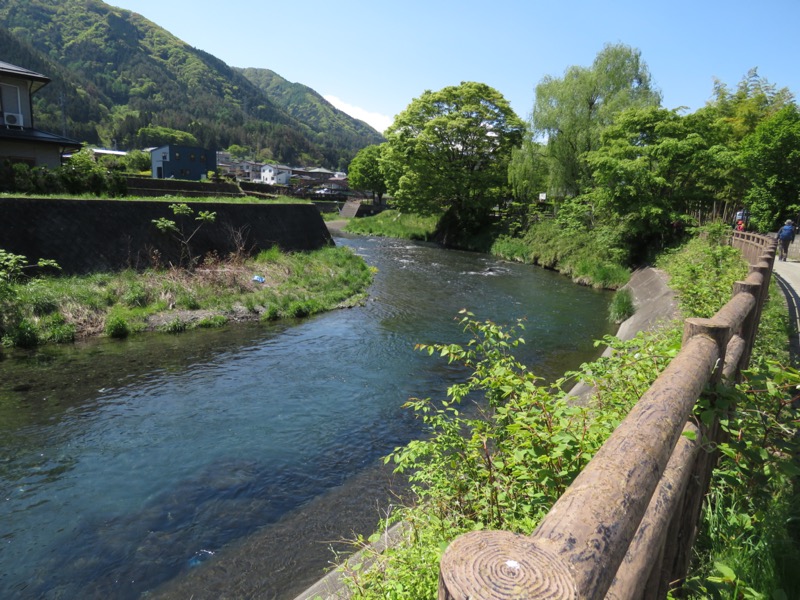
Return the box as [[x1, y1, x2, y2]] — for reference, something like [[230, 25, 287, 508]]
[[0, 234, 614, 599]]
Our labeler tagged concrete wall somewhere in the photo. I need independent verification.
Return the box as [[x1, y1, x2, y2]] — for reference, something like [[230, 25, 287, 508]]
[[126, 176, 243, 198], [1, 197, 333, 274]]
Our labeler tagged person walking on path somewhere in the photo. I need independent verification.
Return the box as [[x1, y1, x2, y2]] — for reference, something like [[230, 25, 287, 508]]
[[778, 219, 795, 261]]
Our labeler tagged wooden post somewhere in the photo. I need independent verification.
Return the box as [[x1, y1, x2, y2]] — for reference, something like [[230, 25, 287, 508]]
[[439, 531, 577, 600], [606, 422, 701, 600], [732, 280, 761, 371]]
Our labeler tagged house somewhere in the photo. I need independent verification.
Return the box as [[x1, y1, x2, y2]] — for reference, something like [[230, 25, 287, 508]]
[[306, 166, 336, 182], [0, 61, 82, 168], [239, 160, 262, 182], [151, 144, 216, 180], [260, 163, 291, 186]]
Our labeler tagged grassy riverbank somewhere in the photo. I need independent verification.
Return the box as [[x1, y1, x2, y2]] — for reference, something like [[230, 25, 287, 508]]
[[0, 245, 373, 348], [344, 210, 630, 289], [344, 210, 439, 241], [334, 226, 799, 599]]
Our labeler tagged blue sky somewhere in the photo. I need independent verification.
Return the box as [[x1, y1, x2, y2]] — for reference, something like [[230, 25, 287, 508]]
[[107, 0, 799, 133]]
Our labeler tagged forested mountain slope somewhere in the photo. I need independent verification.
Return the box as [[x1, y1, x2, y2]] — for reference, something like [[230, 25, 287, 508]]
[[0, 0, 383, 167]]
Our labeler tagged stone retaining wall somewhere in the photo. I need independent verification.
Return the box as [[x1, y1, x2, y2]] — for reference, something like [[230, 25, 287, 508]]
[[1, 197, 333, 274]]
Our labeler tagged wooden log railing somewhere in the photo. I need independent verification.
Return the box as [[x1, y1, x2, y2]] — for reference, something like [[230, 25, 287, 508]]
[[438, 231, 777, 600]]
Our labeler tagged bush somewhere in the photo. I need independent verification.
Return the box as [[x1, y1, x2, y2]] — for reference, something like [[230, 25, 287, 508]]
[[105, 314, 131, 339], [7, 318, 40, 348], [122, 283, 150, 308], [197, 315, 227, 328], [40, 313, 76, 343], [160, 317, 187, 334], [490, 220, 630, 289], [608, 288, 635, 323]]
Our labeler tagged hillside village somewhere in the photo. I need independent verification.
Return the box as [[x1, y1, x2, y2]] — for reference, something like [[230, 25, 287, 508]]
[[0, 57, 350, 192], [214, 151, 348, 193]]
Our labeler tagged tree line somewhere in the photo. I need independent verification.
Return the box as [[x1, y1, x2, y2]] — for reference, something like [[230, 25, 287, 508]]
[[348, 44, 799, 266]]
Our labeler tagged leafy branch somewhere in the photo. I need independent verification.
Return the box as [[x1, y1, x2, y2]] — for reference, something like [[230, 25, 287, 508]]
[[152, 203, 216, 269]]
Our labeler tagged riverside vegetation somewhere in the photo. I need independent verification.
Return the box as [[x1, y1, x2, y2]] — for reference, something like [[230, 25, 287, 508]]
[[335, 225, 800, 600], [0, 242, 373, 348]]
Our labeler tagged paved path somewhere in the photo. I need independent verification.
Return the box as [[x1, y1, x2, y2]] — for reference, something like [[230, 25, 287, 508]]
[[772, 259, 800, 362]]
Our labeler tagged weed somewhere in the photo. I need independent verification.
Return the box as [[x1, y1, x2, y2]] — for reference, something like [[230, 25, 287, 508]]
[[196, 315, 227, 328], [344, 210, 438, 240], [160, 317, 188, 334], [105, 314, 131, 339], [8, 318, 40, 348], [608, 288, 635, 323], [39, 313, 76, 343]]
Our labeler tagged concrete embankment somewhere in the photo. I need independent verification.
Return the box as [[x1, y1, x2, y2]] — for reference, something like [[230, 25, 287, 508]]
[[1, 197, 332, 274], [292, 266, 679, 600]]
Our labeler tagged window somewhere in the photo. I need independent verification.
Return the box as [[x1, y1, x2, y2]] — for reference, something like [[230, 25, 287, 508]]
[[0, 83, 22, 114]]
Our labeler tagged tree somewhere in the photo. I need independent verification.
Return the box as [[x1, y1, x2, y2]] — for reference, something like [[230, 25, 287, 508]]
[[524, 43, 662, 199], [381, 82, 524, 245], [135, 125, 199, 148], [706, 68, 795, 142], [348, 143, 387, 203], [740, 104, 800, 231]]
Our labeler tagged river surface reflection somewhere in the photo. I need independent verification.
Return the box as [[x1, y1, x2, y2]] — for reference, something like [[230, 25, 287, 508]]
[[0, 234, 614, 599]]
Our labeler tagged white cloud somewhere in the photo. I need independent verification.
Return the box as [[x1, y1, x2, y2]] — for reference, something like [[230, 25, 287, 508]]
[[323, 95, 393, 134]]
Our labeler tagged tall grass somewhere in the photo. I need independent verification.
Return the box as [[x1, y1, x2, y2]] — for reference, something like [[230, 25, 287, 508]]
[[344, 210, 439, 240], [0, 245, 372, 347]]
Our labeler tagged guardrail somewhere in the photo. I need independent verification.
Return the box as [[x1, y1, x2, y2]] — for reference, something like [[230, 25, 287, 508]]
[[438, 231, 777, 600]]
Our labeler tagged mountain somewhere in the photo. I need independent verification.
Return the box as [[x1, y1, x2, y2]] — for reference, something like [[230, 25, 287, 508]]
[[238, 67, 383, 156], [0, 0, 384, 168]]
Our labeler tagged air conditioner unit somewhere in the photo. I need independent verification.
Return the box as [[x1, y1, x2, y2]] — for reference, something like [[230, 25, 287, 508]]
[[4, 112, 24, 127]]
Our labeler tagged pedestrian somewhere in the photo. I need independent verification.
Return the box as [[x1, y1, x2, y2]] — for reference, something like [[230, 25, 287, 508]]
[[778, 219, 795, 261]]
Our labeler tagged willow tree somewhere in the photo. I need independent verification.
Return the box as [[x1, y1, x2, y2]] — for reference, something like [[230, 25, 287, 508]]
[[511, 43, 662, 202], [381, 82, 524, 245]]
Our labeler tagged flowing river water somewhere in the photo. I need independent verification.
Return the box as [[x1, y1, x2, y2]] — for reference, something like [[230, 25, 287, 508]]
[[0, 234, 615, 599]]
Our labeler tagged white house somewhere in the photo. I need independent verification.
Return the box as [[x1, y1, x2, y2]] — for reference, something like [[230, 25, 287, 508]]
[[260, 163, 291, 185]]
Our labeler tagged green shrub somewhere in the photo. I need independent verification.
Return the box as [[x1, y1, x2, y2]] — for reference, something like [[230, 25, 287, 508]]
[[105, 314, 131, 339], [177, 293, 200, 310], [6, 318, 41, 348], [608, 288, 635, 323], [260, 305, 280, 321], [40, 313, 76, 343], [196, 315, 227, 328], [285, 298, 322, 318], [491, 220, 630, 289], [255, 245, 283, 263], [161, 317, 187, 334], [657, 224, 749, 318], [122, 283, 150, 308]]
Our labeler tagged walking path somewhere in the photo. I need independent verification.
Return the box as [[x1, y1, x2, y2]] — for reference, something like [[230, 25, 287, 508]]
[[772, 259, 800, 362]]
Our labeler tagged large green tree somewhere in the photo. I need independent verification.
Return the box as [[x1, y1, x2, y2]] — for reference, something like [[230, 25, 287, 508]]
[[740, 104, 800, 231], [513, 43, 661, 201], [584, 106, 735, 259], [348, 143, 387, 203], [381, 82, 524, 245]]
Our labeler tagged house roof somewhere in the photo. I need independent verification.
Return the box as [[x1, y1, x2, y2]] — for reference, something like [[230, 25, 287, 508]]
[[0, 60, 51, 93], [0, 126, 82, 149]]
